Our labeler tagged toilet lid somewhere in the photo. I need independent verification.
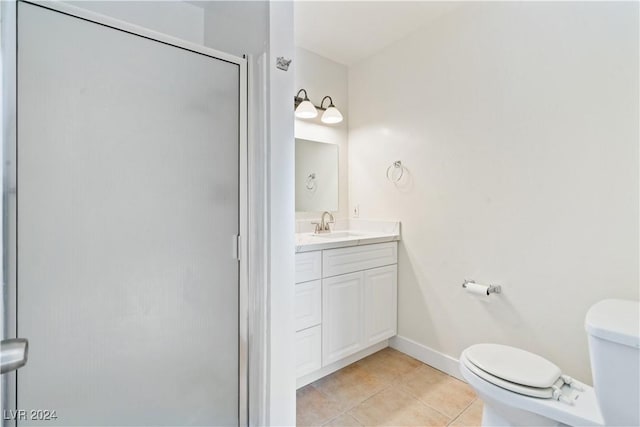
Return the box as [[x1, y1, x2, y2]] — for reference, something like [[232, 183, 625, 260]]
[[464, 343, 562, 389], [462, 353, 555, 399]]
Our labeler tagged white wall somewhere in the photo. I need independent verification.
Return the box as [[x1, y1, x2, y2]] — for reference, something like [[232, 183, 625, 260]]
[[203, 1, 268, 56], [349, 1, 638, 383], [267, 2, 297, 425], [68, 1, 204, 43], [204, 2, 297, 424], [295, 47, 349, 222]]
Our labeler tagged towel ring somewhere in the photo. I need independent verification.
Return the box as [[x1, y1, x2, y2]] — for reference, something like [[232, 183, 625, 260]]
[[386, 161, 404, 183], [306, 173, 316, 190]]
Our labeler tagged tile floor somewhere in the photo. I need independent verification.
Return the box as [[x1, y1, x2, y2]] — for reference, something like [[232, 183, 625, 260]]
[[296, 348, 484, 426]]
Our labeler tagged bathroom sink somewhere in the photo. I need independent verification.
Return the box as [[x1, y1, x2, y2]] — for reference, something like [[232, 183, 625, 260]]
[[313, 231, 364, 239], [295, 220, 400, 252]]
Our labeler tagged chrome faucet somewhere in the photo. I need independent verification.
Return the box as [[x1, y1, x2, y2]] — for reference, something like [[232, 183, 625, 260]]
[[312, 211, 335, 234]]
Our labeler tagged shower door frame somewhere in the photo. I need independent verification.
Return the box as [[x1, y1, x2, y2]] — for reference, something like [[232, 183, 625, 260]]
[[0, 1, 250, 425]]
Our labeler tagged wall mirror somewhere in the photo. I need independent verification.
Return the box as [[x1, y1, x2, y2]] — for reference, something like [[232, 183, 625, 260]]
[[295, 138, 338, 212]]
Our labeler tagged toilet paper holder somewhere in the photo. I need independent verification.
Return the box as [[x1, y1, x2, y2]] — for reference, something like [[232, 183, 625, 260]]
[[462, 279, 502, 295]]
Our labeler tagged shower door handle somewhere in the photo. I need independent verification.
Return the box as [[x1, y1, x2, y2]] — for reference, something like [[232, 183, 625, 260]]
[[1, 338, 29, 374]]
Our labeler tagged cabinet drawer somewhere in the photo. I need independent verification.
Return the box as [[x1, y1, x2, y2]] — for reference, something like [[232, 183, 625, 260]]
[[295, 251, 322, 283], [295, 325, 322, 378], [295, 280, 322, 332], [323, 242, 397, 277]]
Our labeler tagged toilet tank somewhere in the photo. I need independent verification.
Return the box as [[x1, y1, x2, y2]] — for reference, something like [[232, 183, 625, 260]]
[[585, 299, 639, 427]]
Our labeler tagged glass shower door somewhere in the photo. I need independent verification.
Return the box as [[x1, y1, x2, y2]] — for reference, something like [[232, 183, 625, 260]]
[[13, 2, 241, 425]]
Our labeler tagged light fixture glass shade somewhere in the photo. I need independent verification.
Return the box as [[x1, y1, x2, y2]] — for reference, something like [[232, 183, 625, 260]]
[[295, 100, 318, 119], [321, 106, 343, 124]]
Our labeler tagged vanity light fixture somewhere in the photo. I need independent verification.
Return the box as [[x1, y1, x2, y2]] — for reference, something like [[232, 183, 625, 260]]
[[294, 89, 343, 124], [294, 89, 318, 119], [319, 96, 343, 124]]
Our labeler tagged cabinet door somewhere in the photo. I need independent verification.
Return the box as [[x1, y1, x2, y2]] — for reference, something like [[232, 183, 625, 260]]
[[364, 265, 398, 345], [322, 272, 364, 365]]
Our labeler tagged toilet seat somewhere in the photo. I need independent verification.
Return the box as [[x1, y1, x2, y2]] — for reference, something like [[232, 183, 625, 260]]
[[459, 356, 604, 426], [461, 344, 572, 401]]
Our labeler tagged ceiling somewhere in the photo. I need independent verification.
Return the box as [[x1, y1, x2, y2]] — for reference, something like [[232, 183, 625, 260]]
[[294, 1, 459, 66]]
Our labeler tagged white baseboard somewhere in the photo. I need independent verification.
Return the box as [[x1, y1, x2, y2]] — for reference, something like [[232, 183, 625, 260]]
[[390, 335, 465, 382]]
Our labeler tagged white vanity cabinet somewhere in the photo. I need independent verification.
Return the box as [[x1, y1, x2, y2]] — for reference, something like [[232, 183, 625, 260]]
[[295, 241, 398, 387]]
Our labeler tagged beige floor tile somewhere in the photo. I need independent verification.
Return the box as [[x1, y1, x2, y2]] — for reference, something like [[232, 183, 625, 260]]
[[297, 385, 344, 426], [400, 367, 476, 419], [449, 399, 484, 427], [355, 348, 423, 385], [313, 364, 388, 410], [324, 413, 364, 426], [348, 386, 451, 426], [398, 364, 449, 387]]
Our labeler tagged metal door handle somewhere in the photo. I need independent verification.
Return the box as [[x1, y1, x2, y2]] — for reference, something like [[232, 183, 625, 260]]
[[1, 338, 29, 374]]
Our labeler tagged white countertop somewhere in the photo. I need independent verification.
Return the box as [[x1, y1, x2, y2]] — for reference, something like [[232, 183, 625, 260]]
[[295, 219, 400, 253]]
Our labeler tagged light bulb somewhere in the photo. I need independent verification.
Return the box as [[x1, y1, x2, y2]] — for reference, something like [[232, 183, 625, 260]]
[[321, 106, 343, 124], [295, 100, 318, 119]]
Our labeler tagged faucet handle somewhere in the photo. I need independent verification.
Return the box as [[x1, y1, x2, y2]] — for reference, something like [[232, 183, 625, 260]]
[[311, 222, 322, 234]]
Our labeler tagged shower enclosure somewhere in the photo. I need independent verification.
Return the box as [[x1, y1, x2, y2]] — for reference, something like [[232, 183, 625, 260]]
[[1, 1, 248, 425]]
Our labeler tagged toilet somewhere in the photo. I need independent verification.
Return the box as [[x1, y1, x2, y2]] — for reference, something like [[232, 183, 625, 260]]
[[459, 299, 639, 426]]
